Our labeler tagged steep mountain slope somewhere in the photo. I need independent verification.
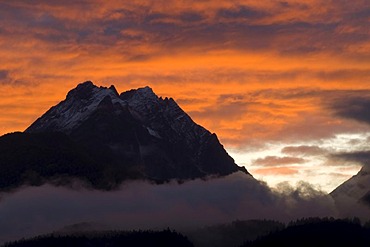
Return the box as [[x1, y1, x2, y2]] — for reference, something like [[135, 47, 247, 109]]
[[331, 165, 370, 208], [0, 81, 249, 190]]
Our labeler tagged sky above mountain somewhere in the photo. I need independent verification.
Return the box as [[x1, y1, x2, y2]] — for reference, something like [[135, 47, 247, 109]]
[[0, 0, 369, 192]]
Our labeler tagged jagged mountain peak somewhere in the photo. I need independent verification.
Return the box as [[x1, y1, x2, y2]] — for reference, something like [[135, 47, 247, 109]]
[[120, 85, 157, 102], [23, 81, 249, 184], [137, 85, 155, 94], [26, 82, 124, 133], [66, 81, 96, 98], [26, 81, 212, 150], [109, 85, 119, 96], [26, 82, 163, 133], [67, 81, 121, 100]]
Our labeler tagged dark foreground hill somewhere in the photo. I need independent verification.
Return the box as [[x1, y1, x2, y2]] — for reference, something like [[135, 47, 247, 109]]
[[242, 218, 370, 247], [2, 230, 193, 247], [185, 220, 284, 247], [0, 81, 249, 190]]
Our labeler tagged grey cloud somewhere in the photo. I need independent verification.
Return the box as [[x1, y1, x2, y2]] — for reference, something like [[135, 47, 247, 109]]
[[179, 11, 205, 22], [329, 97, 370, 125], [252, 88, 370, 101], [278, 1, 309, 10], [216, 5, 269, 21], [331, 151, 370, 167], [282, 146, 327, 156], [176, 98, 208, 105], [253, 156, 307, 166], [0, 70, 9, 80], [351, 8, 370, 20], [313, 70, 370, 82]]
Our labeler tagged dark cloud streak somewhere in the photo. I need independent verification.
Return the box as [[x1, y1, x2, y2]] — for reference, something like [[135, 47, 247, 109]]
[[329, 97, 370, 125], [0, 70, 9, 80], [331, 151, 370, 167], [216, 5, 270, 21]]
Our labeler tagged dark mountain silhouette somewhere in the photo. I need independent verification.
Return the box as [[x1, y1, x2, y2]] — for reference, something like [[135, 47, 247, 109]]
[[0, 81, 249, 190]]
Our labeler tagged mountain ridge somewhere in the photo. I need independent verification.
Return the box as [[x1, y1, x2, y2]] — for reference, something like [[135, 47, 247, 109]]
[[0, 81, 249, 190]]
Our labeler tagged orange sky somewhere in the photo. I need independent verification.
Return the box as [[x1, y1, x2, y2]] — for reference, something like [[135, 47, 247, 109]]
[[0, 0, 369, 192]]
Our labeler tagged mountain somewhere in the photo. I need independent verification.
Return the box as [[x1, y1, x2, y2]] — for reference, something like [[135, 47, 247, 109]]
[[331, 165, 370, 209], [0, 81, 248, 190]]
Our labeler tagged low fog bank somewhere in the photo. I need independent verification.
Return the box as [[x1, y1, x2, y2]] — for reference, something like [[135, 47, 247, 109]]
[[0, 172, 363, 244]]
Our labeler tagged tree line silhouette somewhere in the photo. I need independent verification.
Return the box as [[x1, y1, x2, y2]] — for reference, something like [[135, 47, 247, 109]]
[[2, 229, 193, 247], [242, 217, 370, 247]]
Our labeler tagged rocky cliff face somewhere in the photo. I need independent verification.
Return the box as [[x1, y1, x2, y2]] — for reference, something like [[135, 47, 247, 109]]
[[23, 81, 248, 186]]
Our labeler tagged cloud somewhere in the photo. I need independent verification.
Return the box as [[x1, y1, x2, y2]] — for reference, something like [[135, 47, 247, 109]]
[[1, 0, 368, 57], [183, 88, 370, 150], [251, 166, 299, 175], [281, 145, 327, 156], [0, 70, 8, 80], [0, 173, 340, 244], [216, 5, 270, 21], [331, 151, 370, 167], [329, 97, 370, 125], [253, 156, 307, 166], [178, 11, 205, 23], [189, 94, 250, 121], [0, 70, 9, 84]]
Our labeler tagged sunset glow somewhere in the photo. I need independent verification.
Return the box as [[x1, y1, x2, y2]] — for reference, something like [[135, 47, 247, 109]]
[[1, 0, 369, 192]]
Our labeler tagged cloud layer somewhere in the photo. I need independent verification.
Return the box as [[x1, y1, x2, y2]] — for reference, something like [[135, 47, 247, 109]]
[[0, 173, 339, 244]]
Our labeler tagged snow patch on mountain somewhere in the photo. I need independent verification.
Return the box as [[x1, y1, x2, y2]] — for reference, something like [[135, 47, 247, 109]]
[[27, 82, 124, 133], [146, 127, 161, 139], [330, 166, 370, 219], [331, 167, 370, 200]]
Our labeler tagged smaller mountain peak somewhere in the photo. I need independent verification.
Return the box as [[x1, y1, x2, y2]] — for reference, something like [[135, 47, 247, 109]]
[[134, 87, 159, 104], [78, 81, 95, 88], [109, 85, 119, 96], [136, 86, 158, 99], [67, 81, 97, 100], [120, 86, 158, 102], [136, 86, 154, 94]]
